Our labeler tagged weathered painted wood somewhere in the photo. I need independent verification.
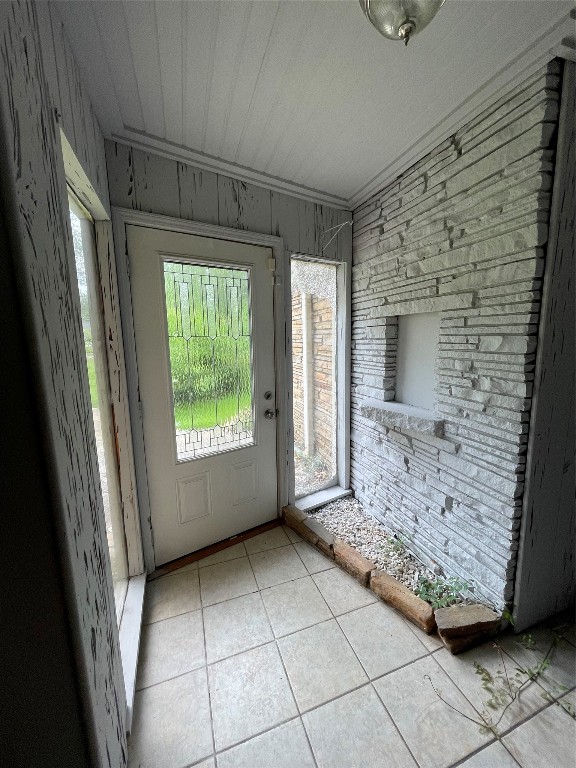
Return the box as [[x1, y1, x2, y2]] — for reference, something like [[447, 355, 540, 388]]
[[0, 2, 126, 766], [514, 61, 576, 631], [177, 163, 219, 225], [39, 2, 111, 216], [237, 180, 272, 234], [95, 220, 145, 576], [271, 191, 300, 254], [133, 150, 181, 217], [105, 141, 137, 210], [298, 199, 316, 255]]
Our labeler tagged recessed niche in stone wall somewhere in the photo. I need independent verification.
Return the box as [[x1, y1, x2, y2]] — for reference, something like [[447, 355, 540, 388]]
[[396, 311, 440, 411]]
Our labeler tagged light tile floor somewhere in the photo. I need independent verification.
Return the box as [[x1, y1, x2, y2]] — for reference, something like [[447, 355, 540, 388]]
[[129, 526, 576, 768]]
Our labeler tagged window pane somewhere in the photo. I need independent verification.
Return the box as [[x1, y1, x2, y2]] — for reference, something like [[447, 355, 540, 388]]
[[69, 208, 128, 617], [163, 261, 254, 461], [291, 259, 338, 498]]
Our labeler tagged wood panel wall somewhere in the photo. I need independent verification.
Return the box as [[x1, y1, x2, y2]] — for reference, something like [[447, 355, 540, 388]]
[[105, 141, 352, 262], [36, 1, 110, 216], [513, 61, 575, 630], [0, 3, 126, 766]]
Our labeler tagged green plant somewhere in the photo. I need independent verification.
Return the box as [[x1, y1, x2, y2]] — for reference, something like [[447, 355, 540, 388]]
[[415, 575, 471, 609], [425, 624, 575, 736], [391, 533, 413, 554]]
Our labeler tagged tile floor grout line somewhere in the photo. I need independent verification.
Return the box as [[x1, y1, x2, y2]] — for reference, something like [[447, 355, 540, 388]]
[[252, 551, 320, 767], [200, 599, 217, 764], [370, 680, 422, 768], [213, 714, 304, 760], [241, 551, 318, 766], [445, 738, 519, 768]]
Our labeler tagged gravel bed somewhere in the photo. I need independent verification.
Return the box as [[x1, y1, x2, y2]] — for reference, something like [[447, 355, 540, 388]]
[[310, 496, 437, 591]]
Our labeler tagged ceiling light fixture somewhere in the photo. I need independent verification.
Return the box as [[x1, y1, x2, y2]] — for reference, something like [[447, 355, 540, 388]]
[[359, 0, 446, 46]]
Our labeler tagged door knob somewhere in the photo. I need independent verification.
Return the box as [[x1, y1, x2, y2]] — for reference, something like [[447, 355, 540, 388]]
[[264, 409, 276, 419]]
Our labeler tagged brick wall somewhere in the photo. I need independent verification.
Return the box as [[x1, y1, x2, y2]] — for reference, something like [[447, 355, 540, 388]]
[[292, 293, 336, 469], [350, 61, 561, 609]]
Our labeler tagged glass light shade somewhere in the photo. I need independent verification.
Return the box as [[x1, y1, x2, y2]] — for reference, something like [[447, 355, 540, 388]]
[[359, 0, 445, 44]]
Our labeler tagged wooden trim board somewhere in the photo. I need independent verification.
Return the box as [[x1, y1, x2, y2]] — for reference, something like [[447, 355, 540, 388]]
[[148, 518, 282, 581]]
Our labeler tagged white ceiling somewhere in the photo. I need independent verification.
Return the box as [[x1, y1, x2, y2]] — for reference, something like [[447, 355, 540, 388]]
[[54, 0, 574, 209]]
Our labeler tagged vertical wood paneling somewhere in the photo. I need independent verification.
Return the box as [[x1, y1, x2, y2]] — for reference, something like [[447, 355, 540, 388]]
[[177, 163, 219, 225], [132, 150, 180, 216], [107, 142, 350, 261], [237, 180, 272, 234], [0, 3, 126, 766], [298, 199, 316, 254], [514, 60, 576, 630], [105, 142, 137, 210], [40, 2, 111, 216], [271, 191, 300, 254]]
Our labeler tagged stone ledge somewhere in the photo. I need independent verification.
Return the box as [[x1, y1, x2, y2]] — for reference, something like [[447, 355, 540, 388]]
[[371, 571, 436, 634], [361, 399, 445, 437], [282, 505, 437, 636]]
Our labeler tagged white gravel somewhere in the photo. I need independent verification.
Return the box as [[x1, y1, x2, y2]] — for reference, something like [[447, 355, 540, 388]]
[[310, 496, 437, 591]]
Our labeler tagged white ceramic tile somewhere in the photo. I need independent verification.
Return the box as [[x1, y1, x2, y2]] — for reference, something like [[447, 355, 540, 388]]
[[137, 610, 205, 689], [144, 569, 201, 624], [217, 718, 315, 768], [502, 701, 576, 768], [374, 656, 490, 768], [194, 760, 215, 768], [203, 592, 273, 663], [199, 557, 258, 607], [499, 629, 576, 699], [407, 623, 444, 652], [244, 526, 291, 554], [209, 642, 298, 751], [283, 524, 302, 543], [278, 619, 368, 711], [294, 541, 336, 574], [303, 685, 417, 768], [129, 668, 212, 768], [435, 641, 549, 733], [249, 545, 307, 589], [457, 742, 519, 768], [197, 542, 247, 568], [338, 602, 428, 679], [312, 567, 377, 616], [261, 576, 332, 637]]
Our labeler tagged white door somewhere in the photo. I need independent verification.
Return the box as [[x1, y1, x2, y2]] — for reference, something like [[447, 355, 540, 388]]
[[128, 225, 278, 565]]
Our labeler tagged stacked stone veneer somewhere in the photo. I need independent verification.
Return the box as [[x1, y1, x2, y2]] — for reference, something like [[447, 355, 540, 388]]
[[350, 61, 561, 609]]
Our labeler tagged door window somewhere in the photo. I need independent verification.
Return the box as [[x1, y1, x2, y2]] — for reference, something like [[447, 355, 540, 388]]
[[163, 260, 255, 461]]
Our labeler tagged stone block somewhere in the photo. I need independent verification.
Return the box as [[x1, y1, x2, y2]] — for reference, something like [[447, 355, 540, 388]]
[[282, 506, 319, 546], [305, 518, 335, 558], [434, 604, 501, 637], [333, 539, 375, 586], [370, 571, 436, 634], [436, 604, 501, 655]]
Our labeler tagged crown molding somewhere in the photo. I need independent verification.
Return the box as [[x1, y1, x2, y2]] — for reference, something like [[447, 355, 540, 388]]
[[347, 10, 574, 209], [111, 128, 350, 210]]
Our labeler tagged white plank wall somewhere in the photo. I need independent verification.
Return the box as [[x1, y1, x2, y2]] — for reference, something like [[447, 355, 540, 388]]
[[513, 61, 576, 631], [105, 140, 352, 262], [0, 2, 126, 766], [36, 1, 111, 217]]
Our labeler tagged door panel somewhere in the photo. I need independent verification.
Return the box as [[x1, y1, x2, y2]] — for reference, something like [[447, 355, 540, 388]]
[[128, 225, 277, 564]]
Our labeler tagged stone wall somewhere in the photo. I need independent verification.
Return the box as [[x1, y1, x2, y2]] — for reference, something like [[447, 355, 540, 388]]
[[350, 61, 561, 609]]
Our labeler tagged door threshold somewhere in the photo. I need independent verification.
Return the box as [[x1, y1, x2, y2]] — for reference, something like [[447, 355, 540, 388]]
[[293, 486, 352, 513], [148, 517, 282, 581]]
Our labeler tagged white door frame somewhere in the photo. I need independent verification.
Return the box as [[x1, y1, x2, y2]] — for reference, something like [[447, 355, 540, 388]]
[[112, 207, 287, 569]]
